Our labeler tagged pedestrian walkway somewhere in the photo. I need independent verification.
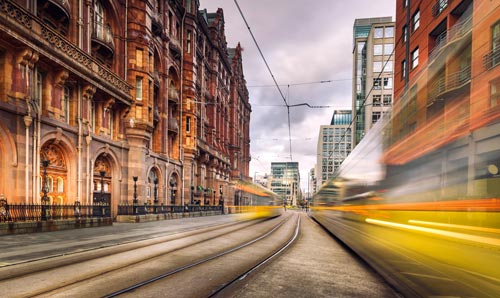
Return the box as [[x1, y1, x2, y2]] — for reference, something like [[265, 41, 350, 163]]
[[0, 214, 242, 266]]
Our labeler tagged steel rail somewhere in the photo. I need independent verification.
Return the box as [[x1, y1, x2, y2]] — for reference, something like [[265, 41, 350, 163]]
[[207, 214, 301, 298], [101, 214, 292, 298]]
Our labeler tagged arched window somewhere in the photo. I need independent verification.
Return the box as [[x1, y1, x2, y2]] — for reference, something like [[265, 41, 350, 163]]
[[57, 177, 64, 193], [47, 176, 54, 192]]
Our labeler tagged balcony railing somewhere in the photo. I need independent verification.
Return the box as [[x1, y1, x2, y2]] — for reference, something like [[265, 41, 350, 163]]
[[0, 0, 132, 98], [168, 118, 179, 132], [429, 13, 472, 63], [428, 65, 471, 103], [46, 0, 71, 19], [169, 89, 179, 102], [92, 22, 115, 48], [483, 48, 500, 70], [151, 12, 163, 36]]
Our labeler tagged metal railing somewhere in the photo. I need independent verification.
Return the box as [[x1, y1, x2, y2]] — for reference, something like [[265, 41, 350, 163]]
[[428, 65, 471, 103], [92, 22, 115, 48], [117, 203, 223, 216], [0, 199, 110, 223], [428, 13, 472, 63]]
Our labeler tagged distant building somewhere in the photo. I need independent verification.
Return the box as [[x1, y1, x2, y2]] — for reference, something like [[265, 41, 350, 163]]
[[269, 162, 300, 206], [316, 110, 352, 187], [253, 173, 268, 188], [308, 167, 317, 198], [352, 17, 395, 148]]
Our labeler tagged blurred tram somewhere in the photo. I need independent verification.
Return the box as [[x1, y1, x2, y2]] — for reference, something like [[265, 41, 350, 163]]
[[312, 34, 500, 298], [312, 113, 500, 297], [233, 180, 283, 219]]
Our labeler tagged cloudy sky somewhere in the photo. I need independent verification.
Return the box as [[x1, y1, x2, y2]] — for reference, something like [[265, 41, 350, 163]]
[[202, 0, 396, 191]]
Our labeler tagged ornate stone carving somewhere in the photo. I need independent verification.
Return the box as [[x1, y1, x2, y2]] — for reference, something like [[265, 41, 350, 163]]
[[41, 144, 66, 168]]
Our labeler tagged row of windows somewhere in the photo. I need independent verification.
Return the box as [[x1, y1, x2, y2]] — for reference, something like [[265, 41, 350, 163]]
[[373, 94, 392, 106], [322, 143, 352, 150], [373, 77, 393, 89], [373, 60, 393, 73], [401, 47, 419, 80], [374, 27, 394, 39], [374, 43, 394, 56]]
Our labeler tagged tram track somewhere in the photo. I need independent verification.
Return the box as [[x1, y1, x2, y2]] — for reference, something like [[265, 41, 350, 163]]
[[0, 217, 267, 282], [0, 214, 288, 298], [103, 214, 300, 298], [0, 213, 296, 297]]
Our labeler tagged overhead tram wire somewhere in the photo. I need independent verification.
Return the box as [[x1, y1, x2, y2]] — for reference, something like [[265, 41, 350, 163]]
[[248, 79, 350, 88], [234, 0, 293, 161]]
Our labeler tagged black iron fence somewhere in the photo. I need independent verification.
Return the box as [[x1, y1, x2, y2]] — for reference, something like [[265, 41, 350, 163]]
[[117, 203, 223, 216], [0, 199, 111, 223], [0, 198, 223, 223]]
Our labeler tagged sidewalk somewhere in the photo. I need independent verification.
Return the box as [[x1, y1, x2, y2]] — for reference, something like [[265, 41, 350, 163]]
[[0, 214, 242, 266]]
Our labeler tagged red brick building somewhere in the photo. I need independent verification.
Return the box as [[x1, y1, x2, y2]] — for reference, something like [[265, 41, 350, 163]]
[[387, 0, 500, 196], [0, 0, 251, 217]]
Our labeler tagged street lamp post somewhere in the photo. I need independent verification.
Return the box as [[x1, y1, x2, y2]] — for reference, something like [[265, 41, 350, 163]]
[[212, 190, 215, 206], [100, 170, 105, 217], [190, 186, 194, 205], [41, 160, 50, 220], [219, 189, 224, 214], [203, 188, 207, 205], [170, 179, 176, 205], [132, 176, 138, 214], [153, 178, 158, 213]]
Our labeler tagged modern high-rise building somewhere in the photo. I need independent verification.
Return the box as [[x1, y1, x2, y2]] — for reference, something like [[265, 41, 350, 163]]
[[316, 110, 352, 187], [269, 162, 300, 206], [352, 17, 395, 148]]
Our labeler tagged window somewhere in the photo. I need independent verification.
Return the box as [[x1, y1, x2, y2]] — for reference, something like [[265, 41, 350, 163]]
[[383, 94, 392, 106], [186, 116, 191, 133], [33, 69, 43, 105], [95, 1, 104, 39], [374, 44, 383, 55], [62, 86, 70, 123], [412, 47, 419, 69], [383, 77, 393, 89], [187, 30, 192, 54], [372, 112, 381, 124], [373, 61, 383, 72], [384, 43, 394, 55], [437, 0, 448, 15], [384, 60, 393, 72], [491, 79, 500, 107], [373, 95, 382, 106], [385, 27, 394, 38], [57, 177, 64, 193], [403, 0, 408, 8], [136, 48, 143, 68], [492, 21, 500, 68], [323, 135, 327, 142], [136, 77, 143, 100], [402, 59, 407, 79], [413, 10, 420, 32], [374, 27, 384, 38], [373, 78, 382, 89], [403, 25, 408, 43]]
